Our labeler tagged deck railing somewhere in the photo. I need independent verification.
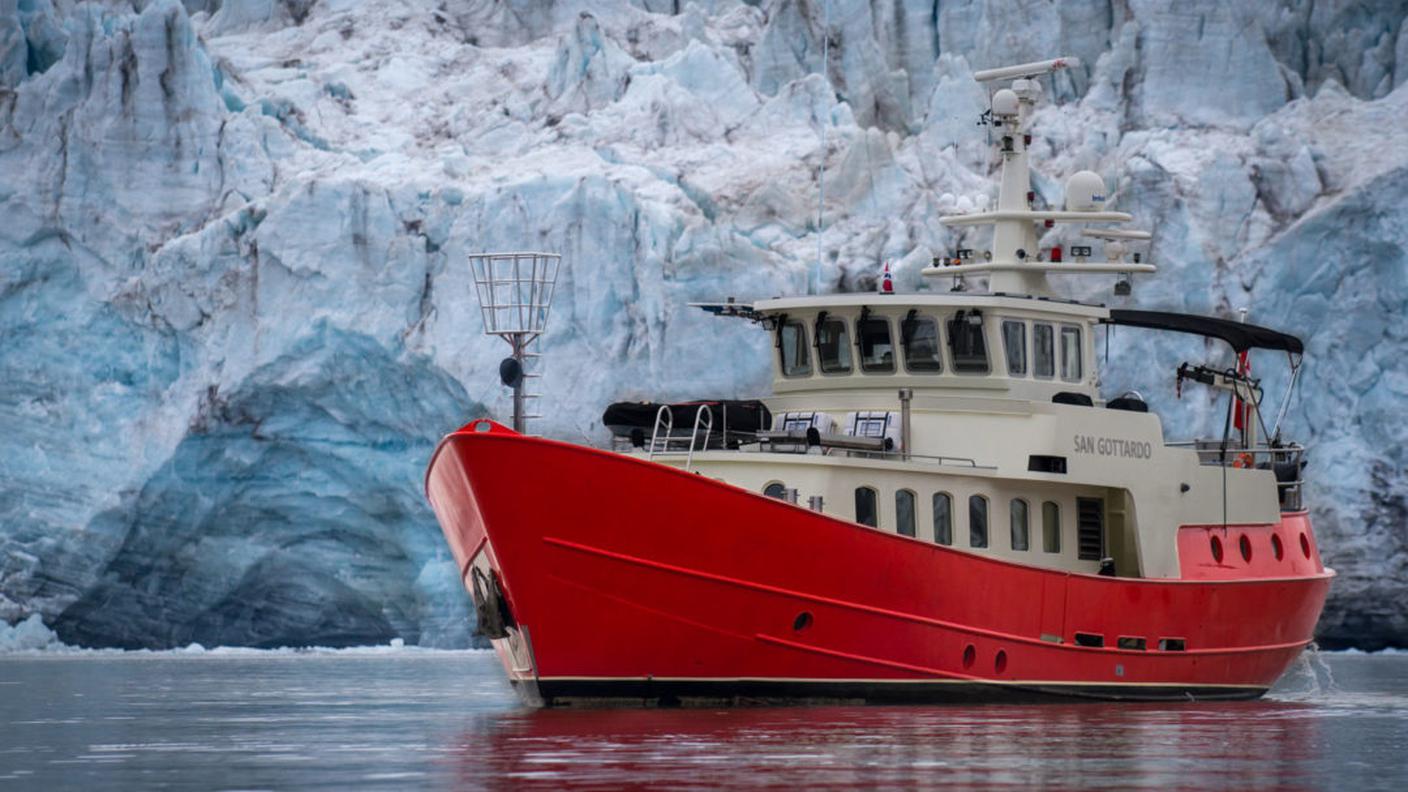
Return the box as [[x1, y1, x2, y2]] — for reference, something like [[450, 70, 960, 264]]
[[1167, 440, 1306, 512]]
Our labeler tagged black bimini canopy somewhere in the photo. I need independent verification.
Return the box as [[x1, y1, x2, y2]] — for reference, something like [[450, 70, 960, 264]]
[[1103, 309, 1304, 354]]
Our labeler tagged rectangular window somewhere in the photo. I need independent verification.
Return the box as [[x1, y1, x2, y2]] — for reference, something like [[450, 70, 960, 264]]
[[1002, 320, 1027, 376], [1060, 326, 1082, 381], [933, 493, 952, 545], [968, 495, 988, 548], [1028, 455, 1067, 474], [1010, 498, 1029, 551], [1034, 323, 1055, 378], [817, 316, 852, 374], [857, 317, 896, 373], [1042, 501, 1061, 553], [855, 486, 878, 528], [946, 311, 989, 374], [779, 321, 811, 377], [1077, 497, 1105, 561], [1117, 636, 1148, 651], [901, 315, 943, 373], [896, 490, 916, 537], [1074, 632, 1105, 648]]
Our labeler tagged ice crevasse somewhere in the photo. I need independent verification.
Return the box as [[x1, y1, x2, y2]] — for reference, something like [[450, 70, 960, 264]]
[[0, 0, 1405, 649]]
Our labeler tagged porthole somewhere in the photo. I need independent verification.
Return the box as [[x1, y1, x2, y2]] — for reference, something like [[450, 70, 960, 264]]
[[1272, 533, 1284, 560], [994, 649, 1008, 674], [1300, 532, 1311, 559], [1239, 534, 1252, 563], [962, 644, 976, 669], [763, 482, 787, 500], [793, 611, 813, 632], [1210, 535, 1224, 563]]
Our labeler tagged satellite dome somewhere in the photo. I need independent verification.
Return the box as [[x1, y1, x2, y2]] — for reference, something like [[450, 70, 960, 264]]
[[1065, 171, 1106, 212], [991, 89, 1019, 117]]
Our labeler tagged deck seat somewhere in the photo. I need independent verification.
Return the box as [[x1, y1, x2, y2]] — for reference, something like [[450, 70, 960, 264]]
[[772, 412, 837, 454], [774, 411, 838, 434], [842, 411, 901, 452]]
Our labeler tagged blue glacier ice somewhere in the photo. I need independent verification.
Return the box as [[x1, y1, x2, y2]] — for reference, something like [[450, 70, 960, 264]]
[[1, 0, 1406, 649]]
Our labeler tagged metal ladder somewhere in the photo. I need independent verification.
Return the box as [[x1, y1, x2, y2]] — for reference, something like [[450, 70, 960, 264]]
[[648, 404, 714, 471], [520, 336, 543, 431]]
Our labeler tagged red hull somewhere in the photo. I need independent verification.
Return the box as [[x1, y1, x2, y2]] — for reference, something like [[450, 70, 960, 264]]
[[426, 421, 1332, 705]]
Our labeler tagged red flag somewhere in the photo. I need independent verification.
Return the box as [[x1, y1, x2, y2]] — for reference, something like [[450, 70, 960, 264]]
[[1233, 351, 1250, 432]]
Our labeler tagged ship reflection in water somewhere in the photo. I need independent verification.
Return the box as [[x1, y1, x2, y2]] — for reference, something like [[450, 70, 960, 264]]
[[454, 651, 1405, 790], [473, 703, 1320, 788], [1, 650, 1405, 789]]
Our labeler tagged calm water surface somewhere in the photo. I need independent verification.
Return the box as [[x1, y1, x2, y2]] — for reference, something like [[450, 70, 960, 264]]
[[1, 649, 1405, 789]]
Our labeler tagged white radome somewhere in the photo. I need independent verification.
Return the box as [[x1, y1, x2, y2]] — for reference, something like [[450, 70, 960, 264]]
[[1065, 170, 1107, 212], [991, 88, 1020, 117]]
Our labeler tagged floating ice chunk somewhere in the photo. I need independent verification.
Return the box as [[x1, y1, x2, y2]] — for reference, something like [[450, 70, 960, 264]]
[[0, 615, 67, 653]]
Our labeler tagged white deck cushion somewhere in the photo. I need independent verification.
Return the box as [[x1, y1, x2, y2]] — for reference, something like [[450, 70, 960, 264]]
[[842, 410, 902, 452], [774, 411, 838, 434]]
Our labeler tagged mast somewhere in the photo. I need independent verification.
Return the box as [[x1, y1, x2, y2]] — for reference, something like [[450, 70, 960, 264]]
[[922, 58, 1154, 297]]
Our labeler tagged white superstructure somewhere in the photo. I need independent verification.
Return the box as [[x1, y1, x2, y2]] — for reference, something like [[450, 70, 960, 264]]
[[622, 58, 1305, 583]]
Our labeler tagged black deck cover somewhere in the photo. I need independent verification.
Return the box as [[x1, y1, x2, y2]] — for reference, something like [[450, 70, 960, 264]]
[[603, 400, 772, 440], [1104, 309, 1304, 354]]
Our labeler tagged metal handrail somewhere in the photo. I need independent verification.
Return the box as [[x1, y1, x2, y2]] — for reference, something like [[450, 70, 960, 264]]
[[647, 405, 714, 471], [685, 404, 713, 471], [647, 405, 672, 460], [1168, 440, 1306, 511], [648, 438, 992, 470], [1166, 440, 1305, 454]]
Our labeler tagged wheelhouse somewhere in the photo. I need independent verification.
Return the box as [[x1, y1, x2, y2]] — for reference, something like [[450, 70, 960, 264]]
[[758, 294, 1103, 406]]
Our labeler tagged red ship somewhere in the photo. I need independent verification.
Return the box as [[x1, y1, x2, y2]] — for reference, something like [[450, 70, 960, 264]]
[[427, 58, 1331, 706]]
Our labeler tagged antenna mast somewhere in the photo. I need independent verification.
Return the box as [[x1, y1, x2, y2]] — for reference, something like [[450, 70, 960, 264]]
[[922, 57, 1155, 297], [469, 252, 562, 434]]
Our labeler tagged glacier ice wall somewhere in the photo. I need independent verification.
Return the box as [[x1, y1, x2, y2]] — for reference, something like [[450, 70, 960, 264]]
[[1, 0, 1406, 649]]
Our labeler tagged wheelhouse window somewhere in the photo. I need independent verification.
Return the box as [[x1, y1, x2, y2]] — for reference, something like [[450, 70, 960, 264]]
[[855, 486, 878, 528], [1002, 320, 1027, 376], [933, 493, 953, 545], [968, 495, 989, 548], [1042, 501, 1061, 553], [1060, 326, 1083, 381], [901, 314, 943, 373], [947, 311, 989, 374], [779, 321, 811, 377], [817, 316, 852, 374], [857, 316, 896, 373], [896, 490, 916, 537], [1034, 323, 1055, 378], [1010, 498, 1030, 551]]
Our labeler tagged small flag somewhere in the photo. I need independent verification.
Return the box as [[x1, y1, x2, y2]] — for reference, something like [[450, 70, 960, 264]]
[[880, 260, 894, 293], [1233, 350, 1250, 432]]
